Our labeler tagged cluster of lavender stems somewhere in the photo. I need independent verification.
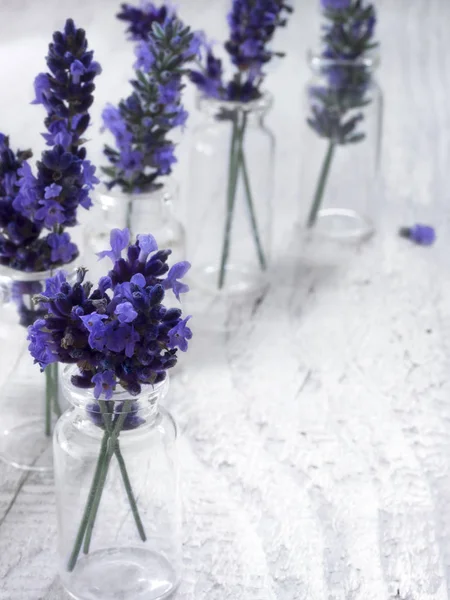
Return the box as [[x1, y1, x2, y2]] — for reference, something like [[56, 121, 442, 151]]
[[68, 398, 145, 571], [219, 106, 267, 289]]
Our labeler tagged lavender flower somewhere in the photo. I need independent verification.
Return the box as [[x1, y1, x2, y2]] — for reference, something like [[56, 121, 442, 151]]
[[399, 225, 436, 246], [28, 228, 192, 398], [33, 18, 102, 154], [14, 146, 95, 228], [117, 2, 169, 41], [0, 136, 44, 272], [308, 0, 377, 145], [0, 20, 101, 272], [190, 0, 293, 103], [102, 15, 199, 193]]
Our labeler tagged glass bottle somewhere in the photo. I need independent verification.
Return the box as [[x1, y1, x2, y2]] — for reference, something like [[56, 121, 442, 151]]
[[186, 94, 274, 329], [54, 365, 181, 600], [187, 94, 274, 293], [301, 52, 382, 241], [88, 180, 185, 281], [0, 267, 68, 471]]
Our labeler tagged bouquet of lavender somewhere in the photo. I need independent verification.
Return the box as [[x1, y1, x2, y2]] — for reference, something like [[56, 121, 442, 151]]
[[0, 19, 100, 273], [190, 0, 292, 289], [102, 7, 199, 199], [306, 0, 378, 228], [0, 20, 100, 443], [28, 227, 192, 571], [4, 18, 101, 270]]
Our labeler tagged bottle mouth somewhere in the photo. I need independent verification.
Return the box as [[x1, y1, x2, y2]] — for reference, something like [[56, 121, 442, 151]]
[[95, 178, 177, 206], [308, 49, 380, 71], [197, 90, 274, 117], [0, 257, 80, 282], [61, 364, 169, 413]]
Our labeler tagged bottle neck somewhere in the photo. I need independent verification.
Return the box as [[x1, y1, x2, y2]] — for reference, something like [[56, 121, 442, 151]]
[[97, 181, 176, 224], [308, 51, 378, 80], [62, 365, 169, 427], [198, 91, 273, 126], [2, 265, 77, 328]]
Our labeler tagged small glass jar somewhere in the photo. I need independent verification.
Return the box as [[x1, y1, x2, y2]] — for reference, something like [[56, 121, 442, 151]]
[[187, 93, 274, 295], [54, 365, 181, 600], [88, 180, 185, 280], [300, 53, 382, 241], [0, 267, 69, 471]]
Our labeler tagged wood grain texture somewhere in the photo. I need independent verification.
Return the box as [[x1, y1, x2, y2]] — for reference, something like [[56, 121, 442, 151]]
[[1, 0, 450, 598]]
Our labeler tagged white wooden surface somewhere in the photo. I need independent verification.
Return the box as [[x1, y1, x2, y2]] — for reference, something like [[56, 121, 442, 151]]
[[2, 0, 450, 598]]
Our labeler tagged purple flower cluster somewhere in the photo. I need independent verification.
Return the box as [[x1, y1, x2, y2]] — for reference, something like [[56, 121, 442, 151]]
[[321, 0, 376, 62], [14, 146, 97, 232], [0, 135, 45, 272], [190, 0, 292, 103], [117, 2, 169, 42], [308, 0, 377, 143], [28, 228, 192, 399], [102, 14, 199, 193], [33, 18, 102, 154], [0, 19, 102, 272]]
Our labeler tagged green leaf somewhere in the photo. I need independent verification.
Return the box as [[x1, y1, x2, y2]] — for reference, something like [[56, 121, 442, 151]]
[[152, 22, 165, 39]]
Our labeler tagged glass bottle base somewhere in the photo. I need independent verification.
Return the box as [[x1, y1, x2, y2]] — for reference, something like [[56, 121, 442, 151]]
[[62, 548, 180, 600], [186, 268, 268, 333], [0, 418, 53, 471], [193, 262, 267, 296], [312, 208, 374, 242]]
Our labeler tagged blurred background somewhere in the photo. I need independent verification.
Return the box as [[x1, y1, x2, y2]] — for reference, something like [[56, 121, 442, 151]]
[[2, 0, 449, 250]]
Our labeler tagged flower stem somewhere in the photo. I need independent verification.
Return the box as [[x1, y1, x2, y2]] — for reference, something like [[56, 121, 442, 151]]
[[45, 366, 52, 437], [114, 444, 146, 541], [52, 363, 62, 418], [126, 196, 133, 233], [218, 117, 241, 290], [238, 122, 266, 270], [82, 440, 114, 554], [67, 430, 110, 572], [82, 401, 144, 555], [307, 140, 336, 228]]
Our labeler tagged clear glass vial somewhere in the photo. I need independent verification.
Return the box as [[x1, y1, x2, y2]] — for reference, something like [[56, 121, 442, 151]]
[[301, 53, 382, 241], [0, 268, 65, 471], [187, 93, 274, 296], [54, 366, 181, 600]]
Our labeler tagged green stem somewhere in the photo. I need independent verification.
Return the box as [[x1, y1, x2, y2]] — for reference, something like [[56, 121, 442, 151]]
[[238, 129, 267, 270], [126, 196, 133, 233], [114, 445, 146, 542], [82, 440, 114, 554], [307, 140, 336, 228], [44, 366, 52, 437], [67, 430, 110, 572], [52, 363, 62, 418], [82, 401, 141, 555], [218, 117, 241, 290]]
